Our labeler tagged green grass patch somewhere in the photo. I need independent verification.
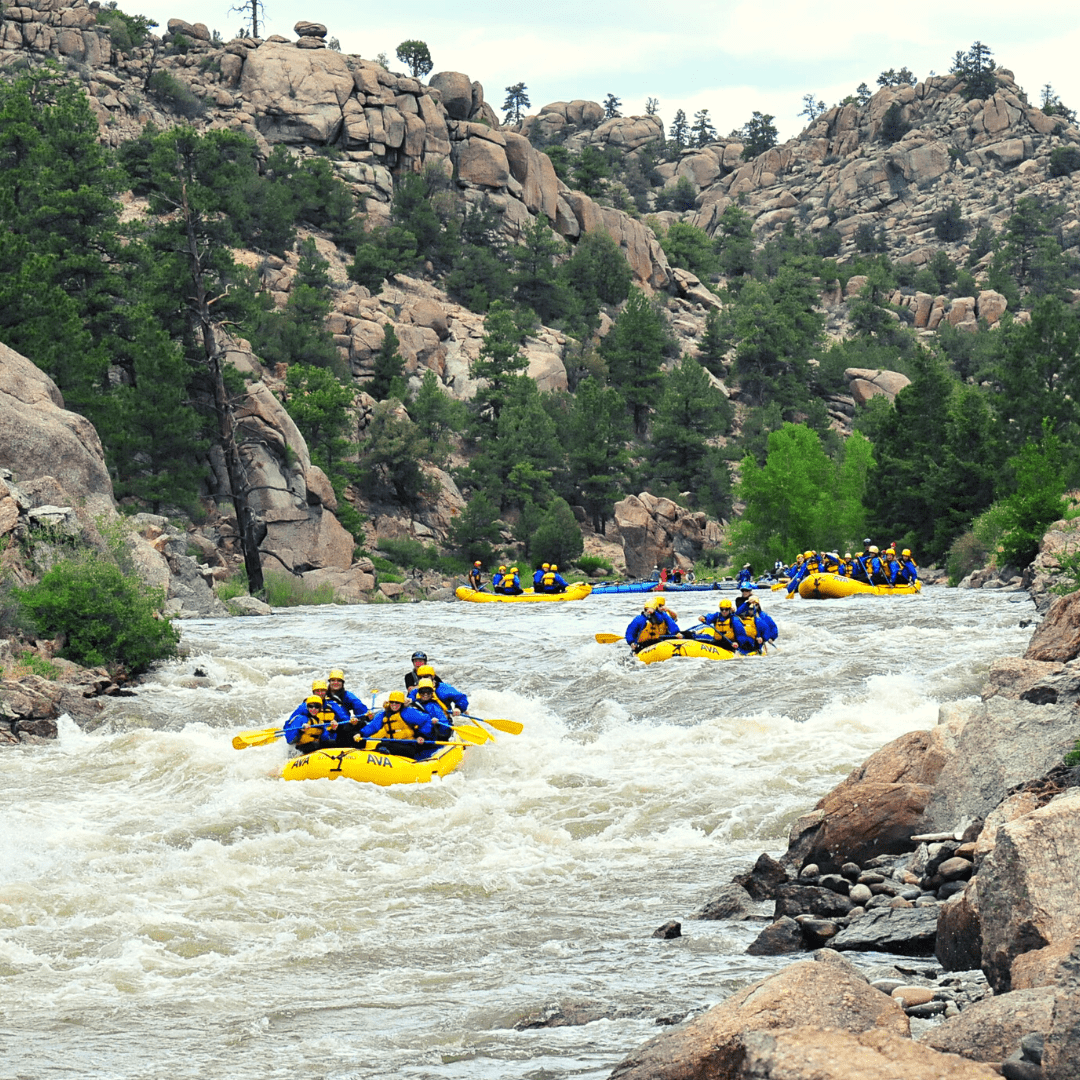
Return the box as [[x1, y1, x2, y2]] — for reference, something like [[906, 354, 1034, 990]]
[[262, 571, 338, 607]]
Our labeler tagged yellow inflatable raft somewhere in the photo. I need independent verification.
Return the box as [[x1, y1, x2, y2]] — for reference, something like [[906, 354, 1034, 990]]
[[282, 743, 465, 786], [637, 639, 750, 664], [455, 583, 592, 603], [798, 573, 922, 600]]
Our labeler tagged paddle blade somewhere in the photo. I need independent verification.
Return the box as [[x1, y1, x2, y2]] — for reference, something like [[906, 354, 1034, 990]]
[[467, 714, 524, 735], [594, 633, 623, 644], [452, 724, 491, 745], [232, 727, 283, 750]]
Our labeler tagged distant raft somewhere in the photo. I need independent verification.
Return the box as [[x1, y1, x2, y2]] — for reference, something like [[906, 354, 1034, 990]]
[[282, 743, 466, 786], [636, 638, 752, 664], [455, 583, 592, 603], [797, 572, 923, 600]]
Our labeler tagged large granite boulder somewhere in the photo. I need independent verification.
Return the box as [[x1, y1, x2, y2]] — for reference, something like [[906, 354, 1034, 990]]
[[738, 1027, 1000, 1080], [1025, 591, 1080, 662], [0, 340, 115, 524], [919, 986, 1057, 1062], [239, 42, 355, 142], [979, 789, 1080, 992], [613, 493, 712, 578], [785, 725, 953, 872], [607, 951, 907, 1080], [922, 699, 1080, 835]]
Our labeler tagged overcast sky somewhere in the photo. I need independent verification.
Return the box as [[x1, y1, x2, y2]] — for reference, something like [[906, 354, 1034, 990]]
[[134, 1, 1080, 141]]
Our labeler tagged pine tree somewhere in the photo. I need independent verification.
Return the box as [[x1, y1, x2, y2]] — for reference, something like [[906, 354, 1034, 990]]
[[668, 109, 689, 152], [692, 108, 718, 147], [368, 323, 408, 401], [396, 40, 433, 79], [502, 82, 530, 124], [601, 288, 669, 434], [470, 301, 529, 428], [604, 93, 622, 118]]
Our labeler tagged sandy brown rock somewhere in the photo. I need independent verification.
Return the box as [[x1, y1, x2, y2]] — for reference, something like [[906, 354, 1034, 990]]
[[738, 1027, 1001, 1080], [980, 790, 1080, 992], [608, 952, 908, 1080], [1025, 592, 1080, 662], [785, 726, 952, 871], [919, 987, 1056, 1061]]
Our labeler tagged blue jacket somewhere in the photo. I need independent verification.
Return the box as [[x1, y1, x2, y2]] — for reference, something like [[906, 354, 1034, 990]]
[[538, 570, 568, 593], [897, 557, 919, 584], [495, 572, 522, 593], [408, 680, 468, 715], [359, 704, 434, 745], [736, 568, 753, 586], [283, 699, 348, 747], [328, 688, 368, 718], [625, 611, 679, 649]]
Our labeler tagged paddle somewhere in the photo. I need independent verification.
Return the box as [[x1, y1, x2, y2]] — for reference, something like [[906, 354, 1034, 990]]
[[595, 632, 623, 644], [464, 713, 523, 736]]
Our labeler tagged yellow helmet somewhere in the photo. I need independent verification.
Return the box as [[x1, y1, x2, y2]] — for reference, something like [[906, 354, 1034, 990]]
[[654, 596, 666, 606], [510, 567, 519, 573], [719, 598, 734, 610], [902, 549, 911, 557], [803, 551, 814, 558], [416, 678, 436, 692], [844, 552, 852, 559], [387, 690, 406, 705], [869, 545, 880, 554], [542, 563, 550, 570], [416, 665, 436, 678], [473, 560, 482, 567], [551, 564, 558, 571], [328, 668, 345, 681], [305, 695, 322, 706], [499, 565, 506, 572], [311, 679, 328, 692], [643, 597, 660, 611]]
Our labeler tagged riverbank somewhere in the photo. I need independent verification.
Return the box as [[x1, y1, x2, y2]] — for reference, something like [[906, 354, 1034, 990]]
[[606, 590, 1080, 1080]]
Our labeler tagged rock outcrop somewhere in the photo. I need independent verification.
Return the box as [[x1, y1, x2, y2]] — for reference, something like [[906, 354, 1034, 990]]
[[613, 493, 721, 578]]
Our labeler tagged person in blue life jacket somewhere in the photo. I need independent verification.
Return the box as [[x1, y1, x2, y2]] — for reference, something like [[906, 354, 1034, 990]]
[[682, 597, 756, 652], [866, 546, 890, 586], [896, 548, 919, 585], [324, 668, 371, 747], [538, 563, 568, 593], [492, 565, 507, 591], [356, 690, 434, 760], [785, 551, 817, 597], [625, 597, 679, 653], [734, 589, 779, 651], [468, 561, 484, 590], [882, 549, 903, 586], [495, 566, 523, 595], [533, 562, 550, 588], [407, 678, 457, 746], [283, 692, 348, 754], [736, 563, 753, 587]]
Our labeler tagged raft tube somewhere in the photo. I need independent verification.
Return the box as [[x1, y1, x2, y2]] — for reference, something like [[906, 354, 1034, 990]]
[[636, 639, 751, 664], [282, 742, 465, 786], [797, 572, 923, 599], [455, 583, 592, 603]]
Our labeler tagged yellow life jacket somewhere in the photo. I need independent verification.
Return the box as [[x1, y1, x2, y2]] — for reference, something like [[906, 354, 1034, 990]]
[[297, 705, 336, 747], [366, 706, 422, 742], [541, 571, 557, 588], [740, 614, 758, 639], [702, 615, 738, 645], [636, 617, 670, 645]]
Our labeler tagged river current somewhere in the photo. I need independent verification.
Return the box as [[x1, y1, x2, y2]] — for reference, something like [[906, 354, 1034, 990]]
[[1, 586, 1035, 1079]]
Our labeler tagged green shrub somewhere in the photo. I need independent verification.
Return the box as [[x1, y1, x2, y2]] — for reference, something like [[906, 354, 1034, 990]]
[[1064, 739, 1080, 767], [262, 572, 338, 607], [15, 555, 179, 674], [1049, 146, 1080, 178], [946, 530, 987, 585], [933, 200, 968, 242], [214, 570, 249, 603], [576, 554, 614, 575], [146, 70, 206, 118]]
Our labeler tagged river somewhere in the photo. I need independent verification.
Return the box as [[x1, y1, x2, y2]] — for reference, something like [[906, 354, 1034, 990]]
[[1, 586, 1035, 1079]]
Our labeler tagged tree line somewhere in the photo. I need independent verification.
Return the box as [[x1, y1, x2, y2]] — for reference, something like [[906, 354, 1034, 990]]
[[3, 58, 1079, 591]]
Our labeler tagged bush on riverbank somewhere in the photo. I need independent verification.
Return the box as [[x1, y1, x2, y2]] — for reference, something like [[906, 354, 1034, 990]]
[[14, 555, 179, 674]]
